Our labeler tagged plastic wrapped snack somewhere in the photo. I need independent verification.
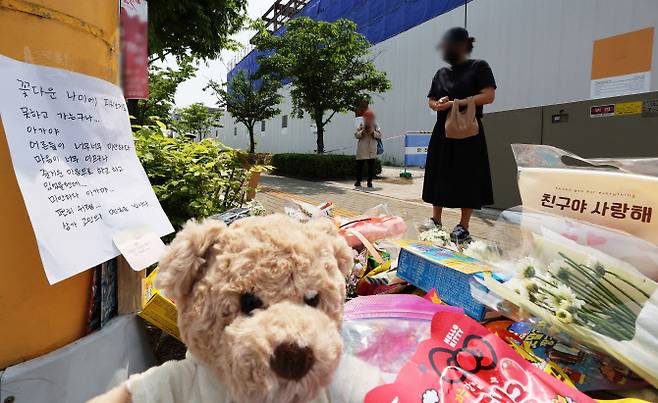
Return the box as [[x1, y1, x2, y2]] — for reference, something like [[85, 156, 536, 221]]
[[284, 199, 333, 222], [338, 204, 407, 248], [365, 311, 596, 403], [483, 318, 647, 392], [342, 295, 462, 376]]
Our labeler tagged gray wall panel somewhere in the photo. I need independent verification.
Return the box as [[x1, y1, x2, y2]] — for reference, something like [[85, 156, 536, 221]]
[[483, 108, 543, 209], [542, 92, 658, 158]]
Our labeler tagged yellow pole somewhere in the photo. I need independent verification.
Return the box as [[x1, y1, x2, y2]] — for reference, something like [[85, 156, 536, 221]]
[[0, 0, 120, 368]]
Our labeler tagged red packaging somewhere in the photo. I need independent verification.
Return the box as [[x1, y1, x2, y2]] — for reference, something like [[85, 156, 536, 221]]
[[366, 312, 595, 403]]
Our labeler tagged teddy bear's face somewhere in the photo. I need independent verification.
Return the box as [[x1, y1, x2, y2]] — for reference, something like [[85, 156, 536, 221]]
[[158, 215, 354, 403]]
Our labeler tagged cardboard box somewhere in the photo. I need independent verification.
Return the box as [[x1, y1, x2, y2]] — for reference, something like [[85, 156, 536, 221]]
[[395, 240, 495, 320], [138, 267, 180, 340]]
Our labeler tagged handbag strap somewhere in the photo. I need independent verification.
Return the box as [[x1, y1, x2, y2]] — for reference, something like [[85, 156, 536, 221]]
[[450, 98, 460, 118], [466, 96, 476, 119]]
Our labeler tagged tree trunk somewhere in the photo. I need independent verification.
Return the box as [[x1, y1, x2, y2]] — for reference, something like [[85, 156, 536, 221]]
[[314, 111, 324, 154], [248, 125, 256, 154]]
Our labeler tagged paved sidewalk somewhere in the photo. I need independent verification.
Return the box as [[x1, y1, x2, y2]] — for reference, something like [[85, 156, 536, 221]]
[[256, 172, 520, 247]]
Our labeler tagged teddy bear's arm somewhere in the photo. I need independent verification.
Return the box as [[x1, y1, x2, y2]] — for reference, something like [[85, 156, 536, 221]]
[[87, 384, 132, 403]]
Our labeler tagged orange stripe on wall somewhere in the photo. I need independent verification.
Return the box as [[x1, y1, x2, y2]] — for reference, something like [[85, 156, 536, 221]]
[[591, 27, 654, 80]]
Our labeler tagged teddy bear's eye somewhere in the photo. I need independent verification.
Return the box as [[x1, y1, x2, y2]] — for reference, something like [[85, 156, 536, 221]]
[[240, 292, 263, 314], [304, 293, 320, 308]]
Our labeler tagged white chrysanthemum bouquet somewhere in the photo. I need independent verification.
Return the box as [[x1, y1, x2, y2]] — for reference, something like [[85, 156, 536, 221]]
[[476, 225, 658, 387], [505, 254, 651, 341]]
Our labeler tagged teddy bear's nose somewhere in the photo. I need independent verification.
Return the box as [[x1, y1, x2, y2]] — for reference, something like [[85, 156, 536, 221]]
[[270, 342, 315, 381]]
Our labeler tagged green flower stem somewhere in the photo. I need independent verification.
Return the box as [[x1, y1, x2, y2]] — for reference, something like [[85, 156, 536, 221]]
[[605, 271, 651, 299], [560, 254, 637, 317], [561, 263, 639, 328], [581, 306, 635, 328], [579, 311, 634, 340], [534, 276, 554, 288], [564, 277, 637, 324], [548, 270, 624, 317], [582, 265, 643, 310]]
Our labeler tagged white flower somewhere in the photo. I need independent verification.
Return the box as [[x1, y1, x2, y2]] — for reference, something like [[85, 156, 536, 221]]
[[515, 256, 541, 280], [547, 260, 571, 282], [464, 240, 503, 263], [245, 200, 266, 216], [555, 284, 585, 311], [543, 284, 584, 312], [585, 257, 607, 277], [419, 228, 451, 246], [463, 240, 491, 260], [555, 308, 573, 324]]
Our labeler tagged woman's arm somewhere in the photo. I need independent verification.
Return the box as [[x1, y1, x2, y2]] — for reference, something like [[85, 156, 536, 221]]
[[456, 87, 496, 107], [355, 126, 364, 139], [373, 129, 382, 140]]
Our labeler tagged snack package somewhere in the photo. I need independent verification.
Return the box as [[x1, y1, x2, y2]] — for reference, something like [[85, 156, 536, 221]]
[[484, 318, 647, 392], [284, 199, 333, 222], [342, 295, 462, 376], [365, 311, 595, 403], [395, 240, 504, 320], [338, 204, 407, 247]]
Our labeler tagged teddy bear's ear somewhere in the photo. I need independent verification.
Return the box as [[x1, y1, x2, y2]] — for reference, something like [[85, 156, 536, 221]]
[[157, 219, 227, 301]]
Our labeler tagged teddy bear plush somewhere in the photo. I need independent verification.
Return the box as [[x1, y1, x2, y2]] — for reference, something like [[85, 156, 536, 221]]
[[90, 214, 385, 403]]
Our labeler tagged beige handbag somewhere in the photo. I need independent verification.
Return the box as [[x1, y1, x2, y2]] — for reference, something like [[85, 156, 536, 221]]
[[445, 97, 479, 139]]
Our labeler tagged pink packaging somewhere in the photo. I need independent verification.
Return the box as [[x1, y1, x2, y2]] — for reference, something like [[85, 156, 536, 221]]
[[365, 311, 595, 403], [342, 295, 462, 374], [339, 215, 407, 247]]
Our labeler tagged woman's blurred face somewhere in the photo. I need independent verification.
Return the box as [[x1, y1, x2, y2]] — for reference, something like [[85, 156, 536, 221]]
[[441, 42, 467, 65], [363, 112, 375, 127]]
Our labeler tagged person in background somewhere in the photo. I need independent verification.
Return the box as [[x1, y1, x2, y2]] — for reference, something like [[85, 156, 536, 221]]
[[422, 27, 497, 243], [354, 109, 382, 188]]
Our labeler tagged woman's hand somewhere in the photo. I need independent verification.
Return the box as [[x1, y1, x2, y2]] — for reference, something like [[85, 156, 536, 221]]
[[435, 100, 453, 111], [429, 97, 453, 111]]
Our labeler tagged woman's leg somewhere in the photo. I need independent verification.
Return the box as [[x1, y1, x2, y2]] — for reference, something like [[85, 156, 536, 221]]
[[366, 159, 375, 185], [355, 159, 365, 185], [432, 205, 443, 225], [460, 208, 474, 229]]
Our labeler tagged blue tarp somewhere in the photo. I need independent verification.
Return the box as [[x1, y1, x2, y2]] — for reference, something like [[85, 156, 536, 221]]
[[228, 0, 470, 81]]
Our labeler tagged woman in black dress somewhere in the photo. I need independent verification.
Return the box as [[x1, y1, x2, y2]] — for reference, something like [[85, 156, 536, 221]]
[[422, 27, 497, 243]]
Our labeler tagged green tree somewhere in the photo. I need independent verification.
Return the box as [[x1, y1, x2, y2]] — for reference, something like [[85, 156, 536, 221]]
[[148, 0, 249, 62], [253, 17, 391, 153], [128, 2, 248, 118], [133, 58, 197, 125], [176, 103, 223, 139], [206, 70, 282, 153]]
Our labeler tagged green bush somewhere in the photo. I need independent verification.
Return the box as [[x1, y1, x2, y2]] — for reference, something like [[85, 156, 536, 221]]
[[134, 122, 255, 230], [271, 153, 382, 180]]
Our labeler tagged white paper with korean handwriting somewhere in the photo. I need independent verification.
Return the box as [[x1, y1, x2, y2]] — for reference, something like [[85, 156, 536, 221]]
[[0, 55, 173, 284]]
